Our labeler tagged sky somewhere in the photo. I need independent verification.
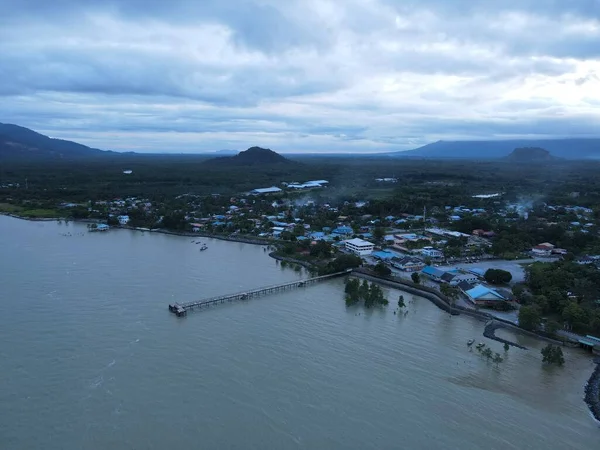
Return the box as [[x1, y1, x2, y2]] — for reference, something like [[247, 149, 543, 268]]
[[1, 0, 600, 153]]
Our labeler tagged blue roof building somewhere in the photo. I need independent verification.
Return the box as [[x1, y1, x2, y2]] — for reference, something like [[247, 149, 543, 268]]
[[465, 285, 507, 305], [421, 266, 446, 280], [332, 226, 353, 235], [309, 231, 326, 240], [372, 250, 396, 261]]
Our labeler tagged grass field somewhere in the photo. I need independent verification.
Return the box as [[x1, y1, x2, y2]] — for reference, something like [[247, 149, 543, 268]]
[[0, 203, 61, 218], [0, 203, 24, 213]]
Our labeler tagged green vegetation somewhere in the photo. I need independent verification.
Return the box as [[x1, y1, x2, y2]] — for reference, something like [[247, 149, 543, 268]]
[[320, 254, 362, 275], [522, 261, 600, 334], [398, 295, 405, 308], [476, 344, 504, 364], [373, 261, 391, 276], [440, 283, 460, 300], [411, 272, 420, 284], [518, 305, 542, 331], [345, 278, 389, 308], [541, 344, 565, 366], [484, 268, 512, 284]]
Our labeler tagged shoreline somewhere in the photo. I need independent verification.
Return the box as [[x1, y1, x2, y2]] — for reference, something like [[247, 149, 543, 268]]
[[584, 361, 600, 423], [0, 212, 276, 247]]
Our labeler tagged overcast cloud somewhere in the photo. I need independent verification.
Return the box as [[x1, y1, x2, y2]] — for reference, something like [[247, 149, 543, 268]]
[[1, 0, 599, 153]]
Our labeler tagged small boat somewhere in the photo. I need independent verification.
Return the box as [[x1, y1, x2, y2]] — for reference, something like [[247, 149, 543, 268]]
[[467, 339, 475, 346], [199, 244, 208, 251]]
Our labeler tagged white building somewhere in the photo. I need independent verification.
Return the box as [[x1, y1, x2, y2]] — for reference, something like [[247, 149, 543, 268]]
[[344, 238, 375, 256], [117, 215, 130, 225], [421, 246, 444, 258], [250, 187, 282, 195]]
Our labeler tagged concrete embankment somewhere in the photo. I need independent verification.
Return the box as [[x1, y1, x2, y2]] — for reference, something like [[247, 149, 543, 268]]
[[143, 228, 273, 246], [584, 362, 600, 423], [268, 252, 316, 271], [483, 321, 527, 349]]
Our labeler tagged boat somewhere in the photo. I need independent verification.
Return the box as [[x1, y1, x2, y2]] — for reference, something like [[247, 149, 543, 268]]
[[467, 339, 475, 346], [199, 244, 208, 251]]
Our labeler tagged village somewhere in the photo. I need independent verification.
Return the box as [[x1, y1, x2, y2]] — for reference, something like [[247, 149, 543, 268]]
[[6, 173, 590, 352]]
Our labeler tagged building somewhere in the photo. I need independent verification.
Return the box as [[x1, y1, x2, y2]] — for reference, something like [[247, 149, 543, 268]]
[[250, 187, 283, 195], [344, 238, 375, 256], [441, 272, 479, 286], [421, 247, 444, 258], [117, 215, 130, 225], [332, 226, 354, 236], [421, 265, 446, 281], [392, 256, 425, 272], [464, 284, 508, 307], [531, 245, 552, 257], [372, 250, 396, 261]]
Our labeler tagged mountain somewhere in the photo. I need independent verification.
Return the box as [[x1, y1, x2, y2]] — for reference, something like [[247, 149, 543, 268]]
[[394, 138, 600, 159], [0, 123, 112, 160], [505, 147, 557, 162], [204, 146, 292, 166]]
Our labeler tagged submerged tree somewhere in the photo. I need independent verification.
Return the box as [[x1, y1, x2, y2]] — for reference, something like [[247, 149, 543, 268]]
[[541, 344, 565, 366], [398, 295, 405, 308]]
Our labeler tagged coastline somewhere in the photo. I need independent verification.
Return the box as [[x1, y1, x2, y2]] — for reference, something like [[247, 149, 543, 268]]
[[584, 361, 600, 423], [0, 212, 275, 247]]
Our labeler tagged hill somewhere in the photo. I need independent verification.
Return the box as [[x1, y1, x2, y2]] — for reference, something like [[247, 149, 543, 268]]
[[203, 146, 292, 166], [394, 138, 600, 159], [0, 123, 113, 160], [505, 147, 557, 162]]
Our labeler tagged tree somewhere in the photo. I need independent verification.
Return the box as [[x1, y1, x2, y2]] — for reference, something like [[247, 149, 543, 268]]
[[484, 268, 513, 285], [411, 272, 421, 284], [374, 261, 391, 277], [518, 305, 541, 331], [310, 241, 332, 258], [545, 320, 561, 336], [440, 283, 460, 299], [398, 295, 405, 308], [541, 344, 565, 366], [373, 226, 385, 241]]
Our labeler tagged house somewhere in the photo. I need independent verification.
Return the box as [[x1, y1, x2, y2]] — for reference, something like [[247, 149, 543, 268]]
[[332, 226, 353, 236], [464, 284, 508, 307], [250, 187, 282, 195], [532, 245, 552, 257], [441, 272, 479, 286], [95, 223, 110, 232], [344, 238, 375, 256], [117, 215, 130, 225], [392, 256, 425, 272], [372, 250, 396, 261], [421, 246, 444, 258], [421, 265, 446, 281]]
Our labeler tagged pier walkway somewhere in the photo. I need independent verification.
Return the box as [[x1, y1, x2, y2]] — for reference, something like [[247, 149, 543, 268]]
[[169, 269, 351, 317]]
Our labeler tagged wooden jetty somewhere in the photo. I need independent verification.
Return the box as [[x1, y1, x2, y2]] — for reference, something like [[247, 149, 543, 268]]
[[169, 269, 351, 317]]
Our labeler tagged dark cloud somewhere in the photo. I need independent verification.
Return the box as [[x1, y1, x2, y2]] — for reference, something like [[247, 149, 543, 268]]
[[0, 0, 599, 152]]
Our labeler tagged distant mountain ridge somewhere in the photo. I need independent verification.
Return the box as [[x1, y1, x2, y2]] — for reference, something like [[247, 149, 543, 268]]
[[0, 122, 112, 160], [204, 146, 292, 166], [395, 138, 600, 159], [505, 147, 557, 162]]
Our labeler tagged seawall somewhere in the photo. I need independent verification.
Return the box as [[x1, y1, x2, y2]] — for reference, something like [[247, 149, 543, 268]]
[[584, 362, 600, 423]]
